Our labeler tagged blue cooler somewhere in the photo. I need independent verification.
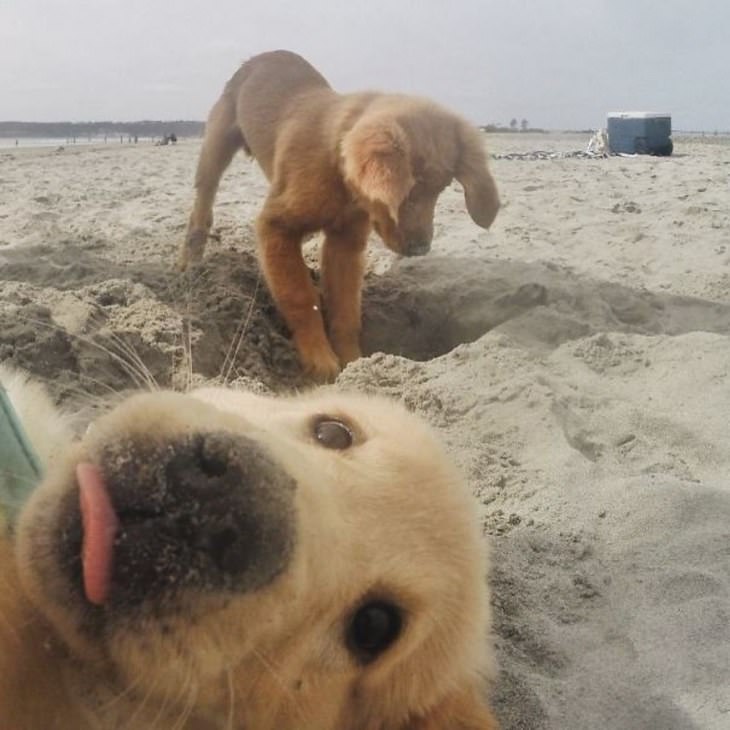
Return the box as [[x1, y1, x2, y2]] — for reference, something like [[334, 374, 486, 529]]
[[607, 112, 673, 156]]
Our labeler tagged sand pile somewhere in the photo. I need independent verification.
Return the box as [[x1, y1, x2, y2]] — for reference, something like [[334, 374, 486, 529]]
[[1, 133, 728, 728]]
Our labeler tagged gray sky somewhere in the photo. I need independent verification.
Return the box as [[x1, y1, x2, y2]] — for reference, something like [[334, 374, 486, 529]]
[[1, 0, 727, 130]]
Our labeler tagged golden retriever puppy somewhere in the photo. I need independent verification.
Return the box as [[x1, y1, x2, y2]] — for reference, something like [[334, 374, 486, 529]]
[[1, 371, 498, 729], [179, 50, 500, 380]]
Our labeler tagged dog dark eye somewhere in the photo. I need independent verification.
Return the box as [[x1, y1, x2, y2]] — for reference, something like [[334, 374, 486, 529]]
[[313, 418, 353, 450], [347, 601, 402, 662]]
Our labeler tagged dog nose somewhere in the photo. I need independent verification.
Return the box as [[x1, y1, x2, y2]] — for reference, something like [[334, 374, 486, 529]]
[[405, 240, 431, 256], [88, 431, 297, 607]]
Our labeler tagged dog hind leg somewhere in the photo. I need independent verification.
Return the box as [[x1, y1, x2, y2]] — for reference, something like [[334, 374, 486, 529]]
[[178, 95, 244, 270]]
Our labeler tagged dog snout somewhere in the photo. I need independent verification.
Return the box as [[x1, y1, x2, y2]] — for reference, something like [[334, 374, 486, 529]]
[[77, 431, 297, 607], [404, 239, 431, 257]]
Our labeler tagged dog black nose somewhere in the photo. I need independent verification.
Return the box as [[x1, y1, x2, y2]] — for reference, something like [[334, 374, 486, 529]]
[[77, 432, 297, 608], [405, 240, 431, 257]]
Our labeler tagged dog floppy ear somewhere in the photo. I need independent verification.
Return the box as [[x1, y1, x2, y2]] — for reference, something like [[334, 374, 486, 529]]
[[401, 686, 499, 730], [341, 116, 414, 223], [455, 123, 500, 230]]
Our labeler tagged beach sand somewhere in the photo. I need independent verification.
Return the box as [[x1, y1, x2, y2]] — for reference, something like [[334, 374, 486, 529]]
[[1, 132, 729, 728]]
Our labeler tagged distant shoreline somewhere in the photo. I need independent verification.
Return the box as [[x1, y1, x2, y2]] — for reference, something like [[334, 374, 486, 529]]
[[0, 136, 193, 150], [0, 120, 204, 141], [2, 121, 727, 148]]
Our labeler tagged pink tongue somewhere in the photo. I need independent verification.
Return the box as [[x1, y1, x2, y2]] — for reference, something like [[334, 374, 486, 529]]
[[77, 462, 119, 605]]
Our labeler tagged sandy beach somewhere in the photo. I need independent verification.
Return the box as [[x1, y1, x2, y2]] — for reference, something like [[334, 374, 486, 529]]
[[1, 132, 729, 728]]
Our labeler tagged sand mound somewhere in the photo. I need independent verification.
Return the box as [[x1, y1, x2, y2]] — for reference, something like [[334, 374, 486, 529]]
[[0, 242, 300, 403], [1, 134, 729, 728]]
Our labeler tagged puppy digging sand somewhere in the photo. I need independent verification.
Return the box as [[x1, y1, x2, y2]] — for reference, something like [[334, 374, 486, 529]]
[[1, 372, 498, 729], [179, 50, 500, 380]]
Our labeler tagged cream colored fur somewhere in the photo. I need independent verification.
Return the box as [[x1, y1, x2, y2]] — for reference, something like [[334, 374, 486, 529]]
[[1, 369, 498, 729], [0, 365, 73, 472]]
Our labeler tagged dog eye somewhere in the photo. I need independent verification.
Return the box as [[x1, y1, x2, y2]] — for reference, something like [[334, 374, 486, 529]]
[[347, 600, 402, 663], [313, 418, 353, 450]]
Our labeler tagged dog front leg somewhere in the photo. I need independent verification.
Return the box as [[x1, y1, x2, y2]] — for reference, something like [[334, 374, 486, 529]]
[[257, 216, 340, 381], [320, 218, 369, 366]]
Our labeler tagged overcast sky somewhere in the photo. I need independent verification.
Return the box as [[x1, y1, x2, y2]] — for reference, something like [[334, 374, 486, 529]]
[[1, 0, 727, 130]]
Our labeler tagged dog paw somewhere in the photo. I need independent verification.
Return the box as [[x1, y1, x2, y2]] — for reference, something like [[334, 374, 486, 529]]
[[302, 348, 342, 382], [332, 340, 362, 367], [177, 230, 208, 271]]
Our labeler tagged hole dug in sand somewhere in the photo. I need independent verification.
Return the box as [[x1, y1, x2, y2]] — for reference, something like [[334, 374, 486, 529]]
[[2, 245, 730, 403], [360, 256, 730, 363], [362, 258, 548, 361]]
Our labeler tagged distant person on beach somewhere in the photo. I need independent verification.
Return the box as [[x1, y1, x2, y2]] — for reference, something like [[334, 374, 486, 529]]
[[156, 133, 178, 146]]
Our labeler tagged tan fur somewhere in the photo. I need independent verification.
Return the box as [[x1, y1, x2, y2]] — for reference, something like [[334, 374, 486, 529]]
[[179, 50, 500, 380], [0, 373, 497, 729]]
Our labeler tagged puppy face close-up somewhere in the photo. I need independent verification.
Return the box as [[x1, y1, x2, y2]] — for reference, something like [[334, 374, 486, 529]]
[[13, 386, 494, 729]]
